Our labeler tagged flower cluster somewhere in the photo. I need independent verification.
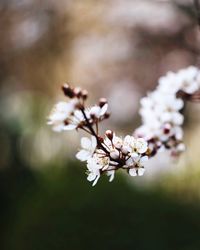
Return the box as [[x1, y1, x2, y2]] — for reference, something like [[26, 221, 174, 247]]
[[76, 132, 149, 186], [48, 84, 109, 132], [48, 66, 200, 186], [135, 66, 200, 157]]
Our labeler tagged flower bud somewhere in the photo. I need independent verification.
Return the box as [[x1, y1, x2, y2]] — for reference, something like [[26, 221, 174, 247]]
[[114, 143, 121, 150], [62, 84, 75, 98], [106, 130, 113, 140], [98, 136, 104, 143], [121, 146, 129, 154], [64, 119, 69, 125], [110, 149, 119, 159], [104, 113, 110, 119], [99, 98, 107, 108], [82, 90, 88, 100], [163, 123, 171, 134], [74, 87, 82, 98]]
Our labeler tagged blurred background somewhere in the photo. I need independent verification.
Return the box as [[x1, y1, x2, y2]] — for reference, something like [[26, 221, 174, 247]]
[[1, 0, 200, 249]]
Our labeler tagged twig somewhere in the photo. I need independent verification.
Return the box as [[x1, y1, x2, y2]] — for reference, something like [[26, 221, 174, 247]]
[[194, 0, 200, 29]]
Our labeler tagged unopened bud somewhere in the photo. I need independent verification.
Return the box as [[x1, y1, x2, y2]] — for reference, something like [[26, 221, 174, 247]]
[[115, 143, 122, 150], [99, 98, 107, 108], [121, 146, 129, 154], [75, 103, 84, 110], [98, 136, 104, 143], [110, 149, 119, 159], [106, 130, 113, 140], [104, 113, 110, 119], [82, 90, 88, 100], [90, 114, 96, 120], [74, 87, 82, 98], [163, 123, 171, 134], [62, 84, 75, 98], [64, 119, 69, 125]]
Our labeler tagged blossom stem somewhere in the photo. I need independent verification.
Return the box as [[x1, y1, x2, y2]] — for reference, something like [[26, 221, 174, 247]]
[[80, 126, 92, 134], [95, 121, 99, 134], [80, 108, 110, 154]]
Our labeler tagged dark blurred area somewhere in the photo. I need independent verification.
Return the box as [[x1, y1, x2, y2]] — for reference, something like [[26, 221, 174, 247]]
[[1, 0, 200, 249]]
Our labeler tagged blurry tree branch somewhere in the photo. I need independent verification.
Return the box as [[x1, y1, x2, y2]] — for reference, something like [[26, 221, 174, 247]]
[[194, 0, 200, 28]]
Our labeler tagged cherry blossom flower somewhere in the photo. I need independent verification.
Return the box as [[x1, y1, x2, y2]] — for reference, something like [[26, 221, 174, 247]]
[[76, 136, 97, 161], [47, 100, 78, 132], [48, 66, 200, 186], [86, 157, 102, 186], [89, 103, 108, 119]]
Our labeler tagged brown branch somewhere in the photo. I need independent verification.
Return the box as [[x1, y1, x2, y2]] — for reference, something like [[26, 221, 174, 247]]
[[194, 0, 200, 29], [80, 108, 110, 154], [177, 90, 200, 102]]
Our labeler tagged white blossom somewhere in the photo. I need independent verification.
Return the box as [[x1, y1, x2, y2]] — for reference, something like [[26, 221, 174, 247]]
[[112, 135, 123, 149], [48, 66, 200, 186], [177, 66, 200, 94], [135, 138, 148, 154], [86, 152, 110, 186], [127, 155, 148, 177], [76, 136, 97, 161], [89, 103, 108, 118], [86, 157, 102, 186], [47, 100, 78, 132], [129, 167, 145, 177]]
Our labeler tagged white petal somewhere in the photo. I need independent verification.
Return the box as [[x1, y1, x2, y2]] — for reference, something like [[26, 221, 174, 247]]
[[138, 168, 145, 176], [87, 173, 96, 182], [135, 138, 148, 154], [131, 152, 139, 159], [63, 124, 77, 130], [107, 170, 115, 182], [129, 168, 137, 176], [172, 113, 184, 126], [124, 135, 133, 144], [175, 99, 184, 110], [126, 157, 134, 166], [140, 156, 149, 165], [121, 146, 129, 154], [92, 175, 100, 186], [132, 155, 140, 163], [81, 137, 92, 149], [176, 143, 186, 152], [90, 106, 101, 117], [50, 112, 67, 122], [100, 103, 108, 116], [110, 150, 119, 159], [91, 136, 97, 149], [76, 150, 91, 161], [52, 124, 65, 132], [182, 81, 199, 94], [160, 112, 172, 123]]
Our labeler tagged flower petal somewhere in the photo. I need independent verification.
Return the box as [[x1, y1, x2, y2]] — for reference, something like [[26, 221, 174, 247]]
[[129, 168, 137, 177], [76, 150, 91, 161], [63, 124, 77, 130], [107, 170, 115, 182], [81, 137, 92, 149], [138, 168, 145, 176], [100, 103, 108, 116], [91, 136, 97, 149], [92, 175, 100, 186]]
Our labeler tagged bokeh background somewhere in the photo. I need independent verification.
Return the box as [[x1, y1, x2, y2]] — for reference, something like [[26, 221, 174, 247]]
[[1, 0, 200, 249]]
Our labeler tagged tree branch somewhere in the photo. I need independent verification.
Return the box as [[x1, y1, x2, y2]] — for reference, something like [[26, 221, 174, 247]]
[[194, 0, 200, 29]]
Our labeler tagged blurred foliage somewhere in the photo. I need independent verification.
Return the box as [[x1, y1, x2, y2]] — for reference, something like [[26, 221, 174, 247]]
[[1, 163, 200, 250]]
